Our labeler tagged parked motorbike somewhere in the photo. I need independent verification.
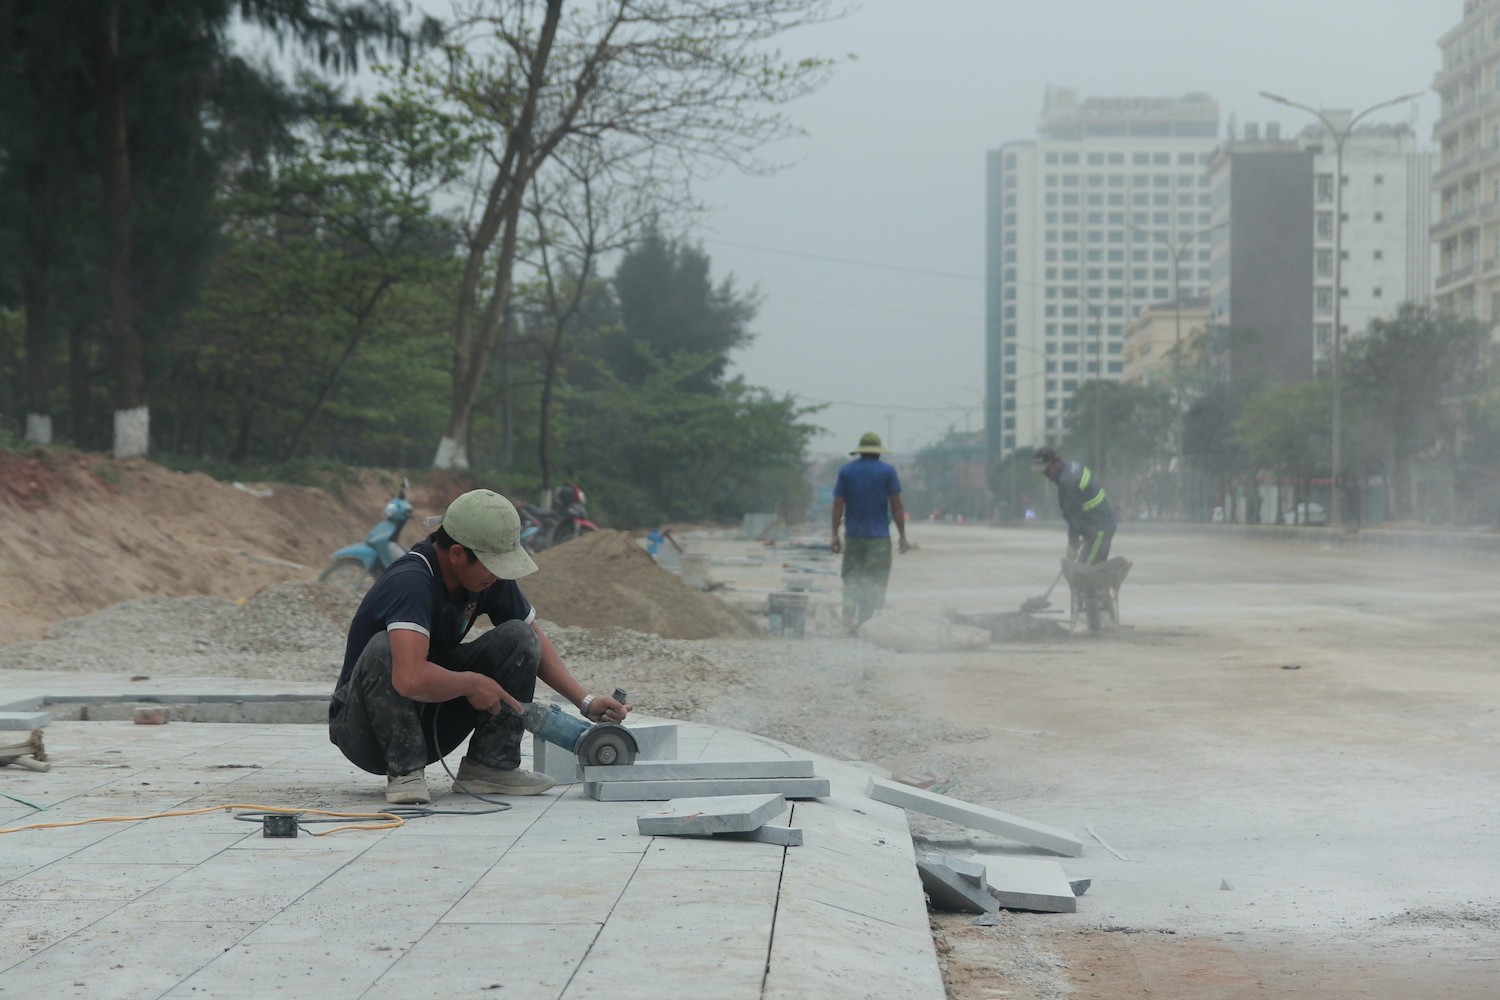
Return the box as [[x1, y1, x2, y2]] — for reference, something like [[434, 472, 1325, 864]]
[[515, 483, 597, 554], [548, 482, 597, 546], [319, 478, 413, 593]]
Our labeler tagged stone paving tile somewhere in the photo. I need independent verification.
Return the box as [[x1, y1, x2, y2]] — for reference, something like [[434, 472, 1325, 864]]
[[0, 897, 122, 966], [0, 691, 945, 1000], [445, 848, 644, 926], [363, 922, 602, 1000], [564, 868, 778, 1000], [635, 831, 787, 872], [0, 916, 261, 999]]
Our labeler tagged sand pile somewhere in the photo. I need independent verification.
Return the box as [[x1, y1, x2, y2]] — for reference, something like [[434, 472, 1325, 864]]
[[524, 530, 761, 640]]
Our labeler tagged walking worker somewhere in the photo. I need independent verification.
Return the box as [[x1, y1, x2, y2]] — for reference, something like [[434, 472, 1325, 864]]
[[328, 488, 630, 805], [831, 432, 909, 633], [1032, 446, 1116, 564]]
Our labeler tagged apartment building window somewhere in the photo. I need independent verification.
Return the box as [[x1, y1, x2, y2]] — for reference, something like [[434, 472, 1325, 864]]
[[1046, 174, 1058, 186], [1087, 193, 1103, 206], [1062, 152, 1078, 164], [1316, 212, 1334, 239], [1315, 323, 1331, 347], [1133, 153, 1149, 165], [1062, 193, 1079, 205], [1317, 174, 1334, 202], [1046, 193, 1058, 206], [1153, 153, 1169, 165], [1154, 193, 1170, 206], [1316, 249, 1333, 277], [1046, 152, 1058, 164], [1178, 152, 1196, 165], [1088, 152, 1104, 165], [1109, 153, 1124, 165], [1316, 288, 1333, 313]]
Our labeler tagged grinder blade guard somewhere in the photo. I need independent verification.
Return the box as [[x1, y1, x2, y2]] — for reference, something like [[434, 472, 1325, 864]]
[[515, 701, 639, 767]]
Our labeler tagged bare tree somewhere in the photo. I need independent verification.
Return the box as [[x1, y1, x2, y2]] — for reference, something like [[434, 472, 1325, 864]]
[[424, 0, 835, 469]]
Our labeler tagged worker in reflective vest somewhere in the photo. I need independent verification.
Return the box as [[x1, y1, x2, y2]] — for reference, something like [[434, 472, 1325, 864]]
[[1032, 446, 1116, 564]]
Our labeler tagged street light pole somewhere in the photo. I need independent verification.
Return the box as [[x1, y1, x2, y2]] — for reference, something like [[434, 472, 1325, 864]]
[[1259, 90, 1422, 528]]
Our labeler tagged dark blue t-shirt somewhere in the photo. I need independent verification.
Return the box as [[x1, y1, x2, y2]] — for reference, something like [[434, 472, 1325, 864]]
[[834, 456, 901, 538], [331, 539, 534, 708]]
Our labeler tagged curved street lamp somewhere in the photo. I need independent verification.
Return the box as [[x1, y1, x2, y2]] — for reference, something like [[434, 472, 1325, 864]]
[[1259, 90, 1424, 527]]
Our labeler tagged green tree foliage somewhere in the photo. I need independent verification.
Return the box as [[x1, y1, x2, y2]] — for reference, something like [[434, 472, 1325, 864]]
[[163, 87, 466, 462], [595, 230, 758, 392], [1234, 381, 1331, 483], [1344, 303, 1488, 521]]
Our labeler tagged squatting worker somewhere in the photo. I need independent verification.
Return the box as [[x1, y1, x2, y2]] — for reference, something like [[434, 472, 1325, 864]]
[[328, 488, 630, 805], [831, 432, 910, 633], [1032, 446, 1116, 565]]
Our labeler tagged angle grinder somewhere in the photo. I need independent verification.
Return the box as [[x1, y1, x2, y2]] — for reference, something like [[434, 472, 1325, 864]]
[[511, 687, 638, 767]]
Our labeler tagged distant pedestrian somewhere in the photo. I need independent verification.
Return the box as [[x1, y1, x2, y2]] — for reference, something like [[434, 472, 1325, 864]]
[[1032, 446, 1115, 564], [831, 432, 909, 633]]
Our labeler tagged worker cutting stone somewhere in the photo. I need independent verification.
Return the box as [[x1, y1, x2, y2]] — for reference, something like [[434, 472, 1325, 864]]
[[328, 488, 630, 805]]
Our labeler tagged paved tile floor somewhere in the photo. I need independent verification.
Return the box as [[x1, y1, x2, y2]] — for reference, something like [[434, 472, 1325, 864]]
[[0, 672, 943, 999]]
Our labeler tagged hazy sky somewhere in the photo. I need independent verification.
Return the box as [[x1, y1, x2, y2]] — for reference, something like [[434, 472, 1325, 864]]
[[691, 0, 1456, 456]]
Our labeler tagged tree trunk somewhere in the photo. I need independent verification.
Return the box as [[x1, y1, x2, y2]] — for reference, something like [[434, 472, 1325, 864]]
[[95, 2, 148, 458], [22, 165, 54, 445]]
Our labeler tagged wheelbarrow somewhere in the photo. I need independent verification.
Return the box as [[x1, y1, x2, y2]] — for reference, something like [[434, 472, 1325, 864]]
[[1060, 556, 1133, 635]]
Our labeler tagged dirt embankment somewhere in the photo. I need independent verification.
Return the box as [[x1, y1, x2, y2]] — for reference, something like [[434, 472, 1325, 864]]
[[0, 450, 757, 647], [0, 450, 470, 645]]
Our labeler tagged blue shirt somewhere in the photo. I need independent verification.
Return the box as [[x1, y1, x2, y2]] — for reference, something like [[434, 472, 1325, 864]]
[[332, 539, 535, 710], [834, 457, 901, 538]]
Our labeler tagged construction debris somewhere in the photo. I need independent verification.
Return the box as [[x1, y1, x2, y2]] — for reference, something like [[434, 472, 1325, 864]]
[[867, 776, 1083, 857], [0, 729, 48, 772]]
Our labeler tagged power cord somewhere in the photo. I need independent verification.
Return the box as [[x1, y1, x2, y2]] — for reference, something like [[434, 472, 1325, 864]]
[[0, 700, 523, 836]]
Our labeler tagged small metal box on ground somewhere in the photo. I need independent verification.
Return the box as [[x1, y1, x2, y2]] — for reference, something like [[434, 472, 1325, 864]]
[[767, 592, 809, 637]]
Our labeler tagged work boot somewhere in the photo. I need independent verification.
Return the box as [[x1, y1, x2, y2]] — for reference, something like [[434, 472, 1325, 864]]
[[386, 770, 431, 805], [452, 757, 556, 796]]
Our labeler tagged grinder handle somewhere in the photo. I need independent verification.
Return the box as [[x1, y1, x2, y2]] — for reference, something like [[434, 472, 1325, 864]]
[[612, 688, 628, 703]]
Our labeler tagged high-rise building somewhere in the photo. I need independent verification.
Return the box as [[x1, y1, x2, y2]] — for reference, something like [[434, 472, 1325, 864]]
[[1433, 0, 1500, 322], [984, 88, 1220, 462], [1207, 120, 1433, 390]]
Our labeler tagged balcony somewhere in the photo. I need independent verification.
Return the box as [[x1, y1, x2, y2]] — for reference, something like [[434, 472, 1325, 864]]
[[1433, 88, 1500, 136], [1431, 204, 1481, 238], [1433, 140, 1500, 185], [1436, 263, 1476, 289]]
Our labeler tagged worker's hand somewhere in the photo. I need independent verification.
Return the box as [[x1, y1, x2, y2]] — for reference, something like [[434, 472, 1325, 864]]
[[898, 536, 910, 554], [830, 535, 842, 554], [586, 693, 631, 724], [466, 675, 524, 717]]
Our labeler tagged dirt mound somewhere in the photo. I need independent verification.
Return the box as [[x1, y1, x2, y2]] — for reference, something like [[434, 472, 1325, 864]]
[[525, 529, 761, 640], [0, 449, 475, 645]]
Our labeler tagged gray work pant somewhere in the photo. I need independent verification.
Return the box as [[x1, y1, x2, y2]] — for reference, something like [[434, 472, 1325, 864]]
[[328, 620, 540, 776]]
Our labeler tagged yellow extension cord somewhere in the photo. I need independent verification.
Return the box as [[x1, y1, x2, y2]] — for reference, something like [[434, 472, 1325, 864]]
[[0, 803, 405, 837]]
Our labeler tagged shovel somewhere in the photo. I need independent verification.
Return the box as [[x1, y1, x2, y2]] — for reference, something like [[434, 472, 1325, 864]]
[[1020, 568, 1065, 614]]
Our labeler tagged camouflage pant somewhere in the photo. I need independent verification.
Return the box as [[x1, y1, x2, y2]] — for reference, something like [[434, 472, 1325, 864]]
[[328, 620, 540, 776], [841, 536, 893, 626]]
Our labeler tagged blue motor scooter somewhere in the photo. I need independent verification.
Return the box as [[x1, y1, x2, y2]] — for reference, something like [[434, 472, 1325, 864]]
[[318, 478, 413, 593]]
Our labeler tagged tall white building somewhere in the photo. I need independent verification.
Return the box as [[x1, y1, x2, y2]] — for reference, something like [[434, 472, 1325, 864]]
[[985, 89, 1220, 460], [1305, 121, 1435, 368], [1432, 0, 1500, 323], [1205, 120, 1434, 389]]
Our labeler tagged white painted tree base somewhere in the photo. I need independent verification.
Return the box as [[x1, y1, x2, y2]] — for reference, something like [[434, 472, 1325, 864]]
[[24, 413, 52, 445], [432, 435, 469, 470], [113, 406, 149, 458]]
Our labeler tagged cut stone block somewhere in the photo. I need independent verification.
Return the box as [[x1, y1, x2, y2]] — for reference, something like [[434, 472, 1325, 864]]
[[866, 777, 1083, 857], [0, 711, 49, 731], [584, 759, 814, 783], [586, 776, 830, 802], [626, 722, 678, 762], [970, 854, 1078, 914], [133, 706, 168, 725], [733, 825, 803, 847], [532, 734, 582, 784], [916, 857, 997, 915], [923, 852, 986, 888], [636, 794, 787, 835]]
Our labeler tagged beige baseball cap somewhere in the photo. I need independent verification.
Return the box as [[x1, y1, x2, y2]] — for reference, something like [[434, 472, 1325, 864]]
[[427, 489, 538, 579]]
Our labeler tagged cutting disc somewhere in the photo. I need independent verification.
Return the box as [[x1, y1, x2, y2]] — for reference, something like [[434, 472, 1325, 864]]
[[576, 725, 639, 767]]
